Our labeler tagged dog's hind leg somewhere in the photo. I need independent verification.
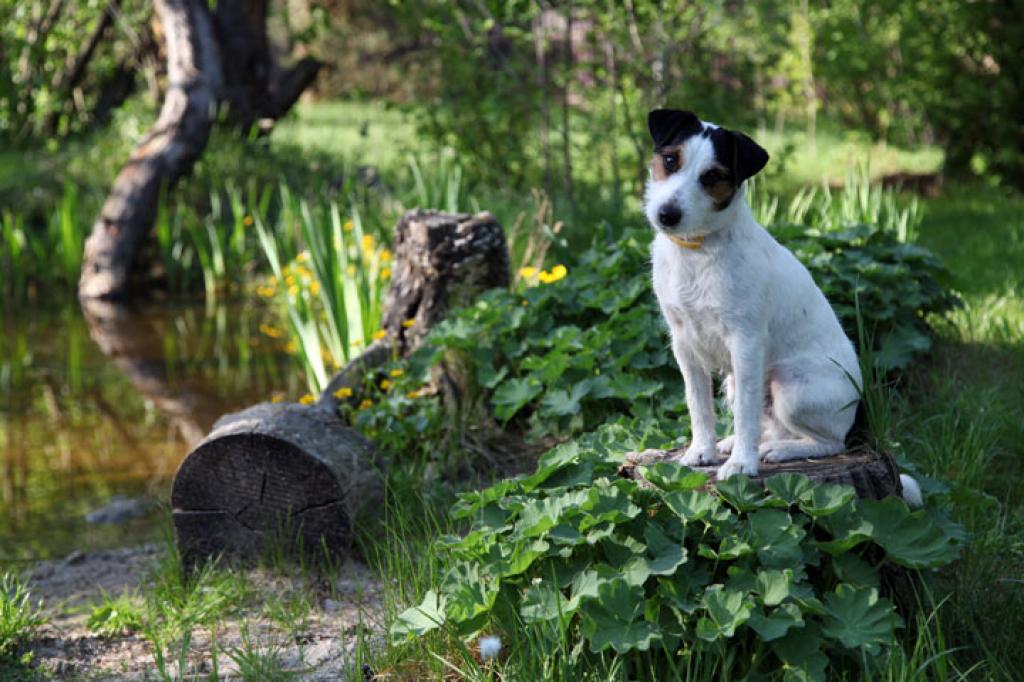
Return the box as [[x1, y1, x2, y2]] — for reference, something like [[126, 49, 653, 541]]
[[759, 360, 857, 464]]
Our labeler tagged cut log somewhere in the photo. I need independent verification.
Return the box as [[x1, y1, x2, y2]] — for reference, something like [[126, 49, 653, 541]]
[[173, 209, 510, 565], [172, 403, 379, 566], [618, 446, 904, 500]]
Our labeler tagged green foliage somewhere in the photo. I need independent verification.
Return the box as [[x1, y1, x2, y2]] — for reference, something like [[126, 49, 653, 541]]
[[0, 571, 44, 661], [390, 425, 963, 678], [87, 591, 144, 638]]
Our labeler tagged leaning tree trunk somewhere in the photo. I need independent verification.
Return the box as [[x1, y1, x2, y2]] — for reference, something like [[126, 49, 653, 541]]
[[78, 0, 324, 300], [172, 210, 509, 566], [79, 0, 221, 300]]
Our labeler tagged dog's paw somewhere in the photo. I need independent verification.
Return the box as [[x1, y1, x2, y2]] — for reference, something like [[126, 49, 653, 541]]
[[677, 443, 718, 467], [716, 436, 735, 455], [717, 455, 758, 480]]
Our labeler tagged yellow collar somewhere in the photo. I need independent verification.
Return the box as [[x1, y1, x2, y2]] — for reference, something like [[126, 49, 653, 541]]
[[666, 233, 705, 250]]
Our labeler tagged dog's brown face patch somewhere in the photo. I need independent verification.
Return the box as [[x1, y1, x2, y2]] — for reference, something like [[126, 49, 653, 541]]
[[699, 165, 736, 209], [651, 146, 683, 181]]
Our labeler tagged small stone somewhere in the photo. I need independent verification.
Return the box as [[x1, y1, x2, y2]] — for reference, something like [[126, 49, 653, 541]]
[[85, 496, 149, 524], [322, 598, 341, 614]]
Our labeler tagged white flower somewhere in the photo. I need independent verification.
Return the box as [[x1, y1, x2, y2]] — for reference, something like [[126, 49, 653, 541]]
[[478, 635, 502, 661]]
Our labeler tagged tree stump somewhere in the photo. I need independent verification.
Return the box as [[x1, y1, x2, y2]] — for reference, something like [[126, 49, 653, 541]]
[[172, 210, 509, 565], [618, 446, 904, 500], [172, 403, 378, 566]]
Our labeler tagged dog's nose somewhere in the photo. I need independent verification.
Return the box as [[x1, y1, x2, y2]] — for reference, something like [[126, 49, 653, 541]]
[[658, 204, 682, 227]]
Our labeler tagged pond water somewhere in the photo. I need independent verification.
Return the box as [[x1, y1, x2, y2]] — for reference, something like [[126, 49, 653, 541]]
[[0, 299, 305, 563]]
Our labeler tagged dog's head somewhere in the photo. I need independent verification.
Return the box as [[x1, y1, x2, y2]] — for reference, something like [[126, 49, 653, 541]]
[[644, 109, 769, 237]]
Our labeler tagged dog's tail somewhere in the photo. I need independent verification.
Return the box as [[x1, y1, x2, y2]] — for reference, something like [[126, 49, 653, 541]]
[[900, 474, 924, 508]]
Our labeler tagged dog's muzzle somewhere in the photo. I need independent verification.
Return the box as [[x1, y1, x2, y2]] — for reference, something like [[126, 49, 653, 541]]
[[657, 203, 683, 228]]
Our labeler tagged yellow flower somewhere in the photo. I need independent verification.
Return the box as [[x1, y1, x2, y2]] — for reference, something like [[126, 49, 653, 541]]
[[346, 265, 356, 277], [389, 368, 404, 378], [333, 386, 353, 399], [518, 266, 538, 279], [372, 329, 387, 341], [297, 251, 310, 263], [381, 267, 391, 279], [288, 285, 300, 297], [380, 379, 392, 391], [406, 388, 425, 399], [380, 249, 393, 263], [361, 235, 375, 252], [351, 338, 363, 348], [299, 393, 315, 405], [256, 286, 275, 298], [284, 340, 298, 354], [358, 398, 373, 410], [549, 264, 567, 281], [270, 392, 285, 403], [243, 215, 254, 227], [401, 318, 415, 328], [259, 324, 283, 339], [521, 299, 529, 306], [343, 219, 354, 232], [310, 281, 321, 295]]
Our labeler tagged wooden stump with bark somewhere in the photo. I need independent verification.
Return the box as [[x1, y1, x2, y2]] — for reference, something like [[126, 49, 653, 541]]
[[171, 210, 509, 566], [618, 446, 904, 500]]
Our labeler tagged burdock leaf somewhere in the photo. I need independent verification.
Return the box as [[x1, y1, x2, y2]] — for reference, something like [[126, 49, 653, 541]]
[[860, 497, 962, 568], [716, 476, 765, 511], [749, 603, 804, 641], [748, 510, 806, 568], [580, 579, 662, 653], [642, 463, 709, 491], [756, 569, 794, 606], [492, 377, 542, 421], [696, 585, 753, 641], [773, 627, 827, 682], [391, 590, 445, 640], [765, 473, 816, 506], [521, 580, 572, 624], [821, 584, 902, 651], [796, 483, 856, 517], [663, 489, 731, 524]]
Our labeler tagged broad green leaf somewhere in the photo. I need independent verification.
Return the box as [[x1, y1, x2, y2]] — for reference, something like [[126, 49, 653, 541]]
[[748, 603, 804, 641], [580, 578, 662, 653], [698, 535, 753, 560], [715, 476, 764, 511], [579, 480, 641, 530], [663, 489, 732, 524], [832, 553, 880, 588], [696, 585, 753, 641], [620, 523, 688, 587], [765, 473, 816, 506], [538, 381, 592, 417], [522, 442, 581, 491], [642, 463, 708, 491], [817, 507, 874, 555], [521, 580, 572, 624], [797, 483, 856, 517], [773, 627, 827, 682], [513, 490, 588, 539], [860, 497, 962, 568], [441, 562, 499, 624], [492, 377, 542, 421], [822, 584, 902, 651], [756, 569, 794, 606], [391, 590, 445, 641], [747, 510, 806, 569]]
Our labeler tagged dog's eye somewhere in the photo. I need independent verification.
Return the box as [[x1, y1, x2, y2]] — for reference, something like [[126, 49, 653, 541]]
[[700, 169, 727, 186], [661, 153, 679, 173]]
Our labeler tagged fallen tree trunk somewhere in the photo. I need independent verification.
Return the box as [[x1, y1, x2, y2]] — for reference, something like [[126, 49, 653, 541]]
[[172, 210, 509, 566], [618, 446, 904, 500]]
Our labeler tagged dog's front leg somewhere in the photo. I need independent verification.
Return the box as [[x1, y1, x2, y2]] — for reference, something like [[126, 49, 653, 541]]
[[717, 337, 765, 479], [672, 343, 718, 467]]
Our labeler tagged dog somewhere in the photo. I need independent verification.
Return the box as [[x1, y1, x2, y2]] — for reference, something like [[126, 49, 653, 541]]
[[644, 109, 895, 489]]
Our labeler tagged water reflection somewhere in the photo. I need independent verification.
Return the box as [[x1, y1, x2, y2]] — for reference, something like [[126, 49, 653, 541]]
[[0, 299, 303, 562]]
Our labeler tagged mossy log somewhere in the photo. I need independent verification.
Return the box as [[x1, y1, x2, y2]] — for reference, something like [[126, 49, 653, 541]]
[[172, 210, 509, 566], [618, 446, 904, 500]]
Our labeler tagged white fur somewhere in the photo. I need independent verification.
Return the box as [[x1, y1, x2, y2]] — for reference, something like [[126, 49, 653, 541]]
[[646, 124, 862, 480]]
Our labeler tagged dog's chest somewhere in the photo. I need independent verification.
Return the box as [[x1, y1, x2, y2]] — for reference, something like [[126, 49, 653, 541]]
[[651, 245, 733, 369]]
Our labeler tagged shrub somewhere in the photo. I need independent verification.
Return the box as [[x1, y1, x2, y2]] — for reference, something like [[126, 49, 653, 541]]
[[0, 572, 44, 661], [390, 422, 965, 679]]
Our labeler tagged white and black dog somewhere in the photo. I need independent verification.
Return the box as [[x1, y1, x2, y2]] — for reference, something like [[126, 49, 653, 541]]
[[644, 109, 884, 487]]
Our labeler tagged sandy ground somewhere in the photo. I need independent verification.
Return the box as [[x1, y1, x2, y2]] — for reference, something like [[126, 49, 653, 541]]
[[17, 545, 383, 681]]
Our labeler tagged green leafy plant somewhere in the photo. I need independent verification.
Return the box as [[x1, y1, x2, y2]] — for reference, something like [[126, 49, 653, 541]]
[[0, 571, 45, 661], [390, 423, 965, 680], [87, 590, 144, 638]]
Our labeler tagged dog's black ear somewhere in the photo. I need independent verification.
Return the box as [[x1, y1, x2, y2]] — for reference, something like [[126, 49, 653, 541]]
[[648, 109, 702, 150], [728, 130, 770, 183]]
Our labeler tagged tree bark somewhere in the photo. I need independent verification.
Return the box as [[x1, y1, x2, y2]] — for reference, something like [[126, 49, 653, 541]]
[[78, 0, 323, 300], [618, 447, 904, 500], [79, 0, 221, 300], [172, 209, 510, 565]]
